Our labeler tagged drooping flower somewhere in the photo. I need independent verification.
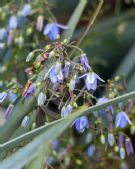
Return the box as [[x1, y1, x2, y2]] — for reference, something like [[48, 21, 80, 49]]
[[36, 15, 44, 32], [80, 53, 90, 71], [96, 97, 114, 115], [24, 84, 36, 98], [125, 138, 134, 156], [20, 4, 33, 17], [74, 116, 89, 133], [61, 104, 73, 117], [21, 116, 30, 127], [0, 28, 6, 40], [87, 144, 96, 157], [115, 111, 132, 128], [37, 92, 46, 106], [9, 16, 18, 29], [49, 65, 64, 83], [85, 72, 104, 91], [43, 23, 68, 41], [4, 103, 14, 119], [0, 92, 7, 103]]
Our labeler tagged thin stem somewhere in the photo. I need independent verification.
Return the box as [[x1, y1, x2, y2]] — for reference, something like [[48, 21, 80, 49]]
[[70, 0, 103, 58]]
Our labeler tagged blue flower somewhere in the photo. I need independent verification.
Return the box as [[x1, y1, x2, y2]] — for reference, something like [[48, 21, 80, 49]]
[[80, 53, 90, 71], [115, 111, 132, 128], [43, 23, 68, 40], [61, 104, 73, 117], [0, 92, 7, 103], [0, 28, 6, 40], [8, 90, 17, 103], [24, 84, 36, 98], [20, 4, 33, 17], [49, 65, 64, 83], [96, 97, 114, 114], [74, 116, 89, 133], [87, 144, 95, 157], [9, 16, 18, 29], [85, 72, 104, 91]]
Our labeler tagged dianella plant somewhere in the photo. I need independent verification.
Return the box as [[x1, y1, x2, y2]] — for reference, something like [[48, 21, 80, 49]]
[[0, 0, 135, 169]]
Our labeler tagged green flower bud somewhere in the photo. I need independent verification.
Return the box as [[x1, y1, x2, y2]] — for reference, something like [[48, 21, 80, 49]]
[[100, 134, 105, 144], [130, 125, 135, 135], [26, 52, 34, 62], [114, 145, 119, 152]]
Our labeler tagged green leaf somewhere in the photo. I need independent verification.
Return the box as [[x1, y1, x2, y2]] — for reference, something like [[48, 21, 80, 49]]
[[61, 0, 87, 41]]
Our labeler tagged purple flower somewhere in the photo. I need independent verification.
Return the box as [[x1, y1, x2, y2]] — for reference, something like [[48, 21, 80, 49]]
[[61, 104, 73, 117], [20, 4, 33, 17], [63, 61, 70, 78], [4, 104, 14, 119], [80, 53, 90, 71], [0, 92, 7, 103], [87, 144, 95, 157], [43, 23, 68, 40], [74, 116, 89, 133], [9, 16, 18, 29], [49, 65, 64, 83], [7, 30, 13, 45], [24, 84, 36, 98], [115, 111, 132, 128], [125, 138, 134, 156], [85, 72, 104, 91], [0, 28, 6, 40], [37, 92, 46, 106]]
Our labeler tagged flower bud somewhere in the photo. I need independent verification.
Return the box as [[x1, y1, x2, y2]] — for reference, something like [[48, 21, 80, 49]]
[[26, 27, 33, 35], [34, 61, 41, 69], [37, 92, 46, 106], [100, 134, 105, 144], [21, 116, 29, 127], [26, 52, 34, 62], [130, 125, 135, 135], [72, 102, 78, 108], [108, 133, 115, 146], [120, 147, 125, 159], [45, 45, 51, 51], [114, 145, 119, 152]]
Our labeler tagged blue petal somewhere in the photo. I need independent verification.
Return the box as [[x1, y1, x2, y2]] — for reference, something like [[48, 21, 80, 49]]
[[90, 78, 97, 90], [43, 24, 54, 35], [50, 25, 60, 40], [115, 113, 122, 128], [85, 77, 91, 90], [49, 66, 57, 83]]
